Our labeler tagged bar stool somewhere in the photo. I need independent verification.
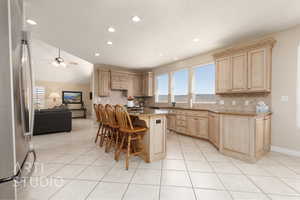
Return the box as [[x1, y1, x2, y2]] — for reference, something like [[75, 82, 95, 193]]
[[98, 104, 110, 148], [104, 104, 119, 153], [114, 104, 147, 170], [94, 104, 102, 143]]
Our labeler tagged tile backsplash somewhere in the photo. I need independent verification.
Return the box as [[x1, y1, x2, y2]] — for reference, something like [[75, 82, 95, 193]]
[[144, 93, 271, 112]]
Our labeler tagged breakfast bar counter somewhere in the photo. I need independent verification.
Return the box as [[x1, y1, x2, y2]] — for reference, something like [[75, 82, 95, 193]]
[[129, 109, 168, 162]]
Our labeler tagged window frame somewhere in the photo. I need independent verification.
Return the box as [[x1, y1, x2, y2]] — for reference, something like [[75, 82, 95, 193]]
[[155, 73, 169, 103], [191, 62, 216, 104], [171, 68, 190, 103]]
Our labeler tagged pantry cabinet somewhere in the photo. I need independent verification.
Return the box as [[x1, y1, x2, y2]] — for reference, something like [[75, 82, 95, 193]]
[[214, 38, 275, 94], [98, 69, 110, 97]]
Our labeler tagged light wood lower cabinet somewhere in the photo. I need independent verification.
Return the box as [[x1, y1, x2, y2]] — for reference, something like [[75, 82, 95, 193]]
[[140, 115, 166, 162], [167, 114, 176, 130], [208, 113, 220, 148], [219, 114, 271, 162], [186, 116, 208, 139]]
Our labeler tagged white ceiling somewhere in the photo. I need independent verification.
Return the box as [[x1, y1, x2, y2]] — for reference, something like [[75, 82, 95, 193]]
[[32, 39, 93, 84], [25, 0, 300, 69]]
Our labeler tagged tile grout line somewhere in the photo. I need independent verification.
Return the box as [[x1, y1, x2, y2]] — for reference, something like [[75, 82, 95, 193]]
[[120, 159, 141, 200], [48, 148, 108, 200], [177, 134, 199, 200], [230, 160, 272, 199], [196, 139, 234, 200]]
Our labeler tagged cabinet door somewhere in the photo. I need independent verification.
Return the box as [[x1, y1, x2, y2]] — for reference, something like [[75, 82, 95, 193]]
[[248, 48, 270, 92], [167, 115, 176, 130], [231, 53, 247, 91], [128, 74, 143, 97], [98, 70, 110, 96], [216, 57, 231, 93], [186, 116, 208, 139], [142, 72, 153, 96], [263, 116, 271, 151], [222, 115, 252, 155], [208, 114, 219, 147], [111, 71, 129, 90]]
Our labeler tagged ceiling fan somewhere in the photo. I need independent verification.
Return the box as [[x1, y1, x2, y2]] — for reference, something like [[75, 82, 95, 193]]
[[50, 48, 79, 67]]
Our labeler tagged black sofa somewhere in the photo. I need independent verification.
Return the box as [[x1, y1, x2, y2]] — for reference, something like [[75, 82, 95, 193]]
[[33, 109, 72, 135]]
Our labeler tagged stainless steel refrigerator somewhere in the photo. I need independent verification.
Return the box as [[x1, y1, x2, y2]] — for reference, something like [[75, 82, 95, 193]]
[[0, 0, 36, 199]]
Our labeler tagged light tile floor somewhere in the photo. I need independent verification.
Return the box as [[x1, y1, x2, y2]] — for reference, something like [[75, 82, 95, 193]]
[[16, 119, 300, 200]]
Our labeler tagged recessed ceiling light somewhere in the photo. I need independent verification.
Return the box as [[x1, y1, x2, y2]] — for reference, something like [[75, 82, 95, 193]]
[[95, 53, 100, 57], [107, 41, 113, 45], [159, 53, 163, 57], [193, 38, 200, 42], [173, 57, 178, 61], [26, 19, 37, 25], [108, 27, 115, 32], [131, 16, 141, 22]]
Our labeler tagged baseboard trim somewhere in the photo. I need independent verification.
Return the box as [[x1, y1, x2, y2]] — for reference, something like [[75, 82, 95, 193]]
[[271, 145, 300, 157]]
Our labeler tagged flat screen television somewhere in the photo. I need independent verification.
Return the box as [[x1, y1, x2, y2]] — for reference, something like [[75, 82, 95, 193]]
[[62, 91, 83, 104]]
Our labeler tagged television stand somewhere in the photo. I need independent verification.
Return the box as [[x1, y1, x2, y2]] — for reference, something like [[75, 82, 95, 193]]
[[70, 108, 87, 119]]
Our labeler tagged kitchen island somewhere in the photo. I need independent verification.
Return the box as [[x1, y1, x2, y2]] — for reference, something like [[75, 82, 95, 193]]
[[129, 109, 168, 162]]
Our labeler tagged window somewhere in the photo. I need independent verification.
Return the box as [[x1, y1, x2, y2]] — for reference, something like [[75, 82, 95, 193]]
[[173, 69, 189, 103], [33, 86, 46, 109], [193, 63, 215, 102], [156, 73, 169, 102]]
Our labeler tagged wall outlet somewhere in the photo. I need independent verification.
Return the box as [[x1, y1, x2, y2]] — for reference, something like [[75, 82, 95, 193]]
[[219, 100, 224, 105], [232, 100, 236, 106], [244, 100, 249, 106], [281, 96, 289, 102]]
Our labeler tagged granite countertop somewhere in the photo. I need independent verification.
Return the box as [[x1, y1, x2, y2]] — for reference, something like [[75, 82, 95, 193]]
[[148, 106, 271, 117], [128, 108, 169, 116]]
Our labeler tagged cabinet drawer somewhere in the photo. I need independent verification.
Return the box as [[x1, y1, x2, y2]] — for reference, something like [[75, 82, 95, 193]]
[[176, 120, 186, 127]]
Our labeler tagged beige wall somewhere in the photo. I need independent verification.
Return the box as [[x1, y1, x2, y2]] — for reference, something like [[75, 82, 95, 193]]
[[35, 80, 92, 115], [152, 25, 300, 152]]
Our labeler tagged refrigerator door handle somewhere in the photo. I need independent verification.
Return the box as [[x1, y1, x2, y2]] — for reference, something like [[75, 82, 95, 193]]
[[20, 36, 34, 138]]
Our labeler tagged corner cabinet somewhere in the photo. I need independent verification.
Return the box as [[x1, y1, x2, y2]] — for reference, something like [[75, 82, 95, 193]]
[[219, 114, 271, 162], [214, 38, 275, 94], [98, 69, 110, 97]]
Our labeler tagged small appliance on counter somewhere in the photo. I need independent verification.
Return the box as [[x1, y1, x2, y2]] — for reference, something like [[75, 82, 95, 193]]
[[256, 101, 269, 113], [127, 96, 135, 108]]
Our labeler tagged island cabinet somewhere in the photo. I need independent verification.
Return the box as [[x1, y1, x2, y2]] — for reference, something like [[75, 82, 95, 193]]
[[208, 113, 220, 148], [219, 114, 271, 162], [135, 114, 167, 162], [98, 69, 110, 97], [214, 38, 275, 94], [166, 114, 176, 131]]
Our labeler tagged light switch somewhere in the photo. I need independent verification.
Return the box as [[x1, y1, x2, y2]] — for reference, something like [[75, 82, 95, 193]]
[[281, 96, 289, 102]]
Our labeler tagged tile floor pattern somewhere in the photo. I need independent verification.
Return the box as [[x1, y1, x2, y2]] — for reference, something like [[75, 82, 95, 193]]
[[15, 119, 300, 200]]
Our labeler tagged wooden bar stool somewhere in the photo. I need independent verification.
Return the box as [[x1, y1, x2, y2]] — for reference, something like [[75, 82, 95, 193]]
[[94, 104, 103, 143], [114, 105, 147, 170], [98, 104, 110, 148], [104, 104, 120, 153]]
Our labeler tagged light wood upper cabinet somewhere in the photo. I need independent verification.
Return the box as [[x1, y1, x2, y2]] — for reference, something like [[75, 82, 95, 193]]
[[111, 71, 129, 90], [142, 72, 153, 96], [214, 38, 275, 94], [216, 57, 231, 93], [128, 74, 143, 97], [98, 70, 110, 97], [231, 53, 248, 91], [208, 113, 219, 148], [248, 48, 271, 92]]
